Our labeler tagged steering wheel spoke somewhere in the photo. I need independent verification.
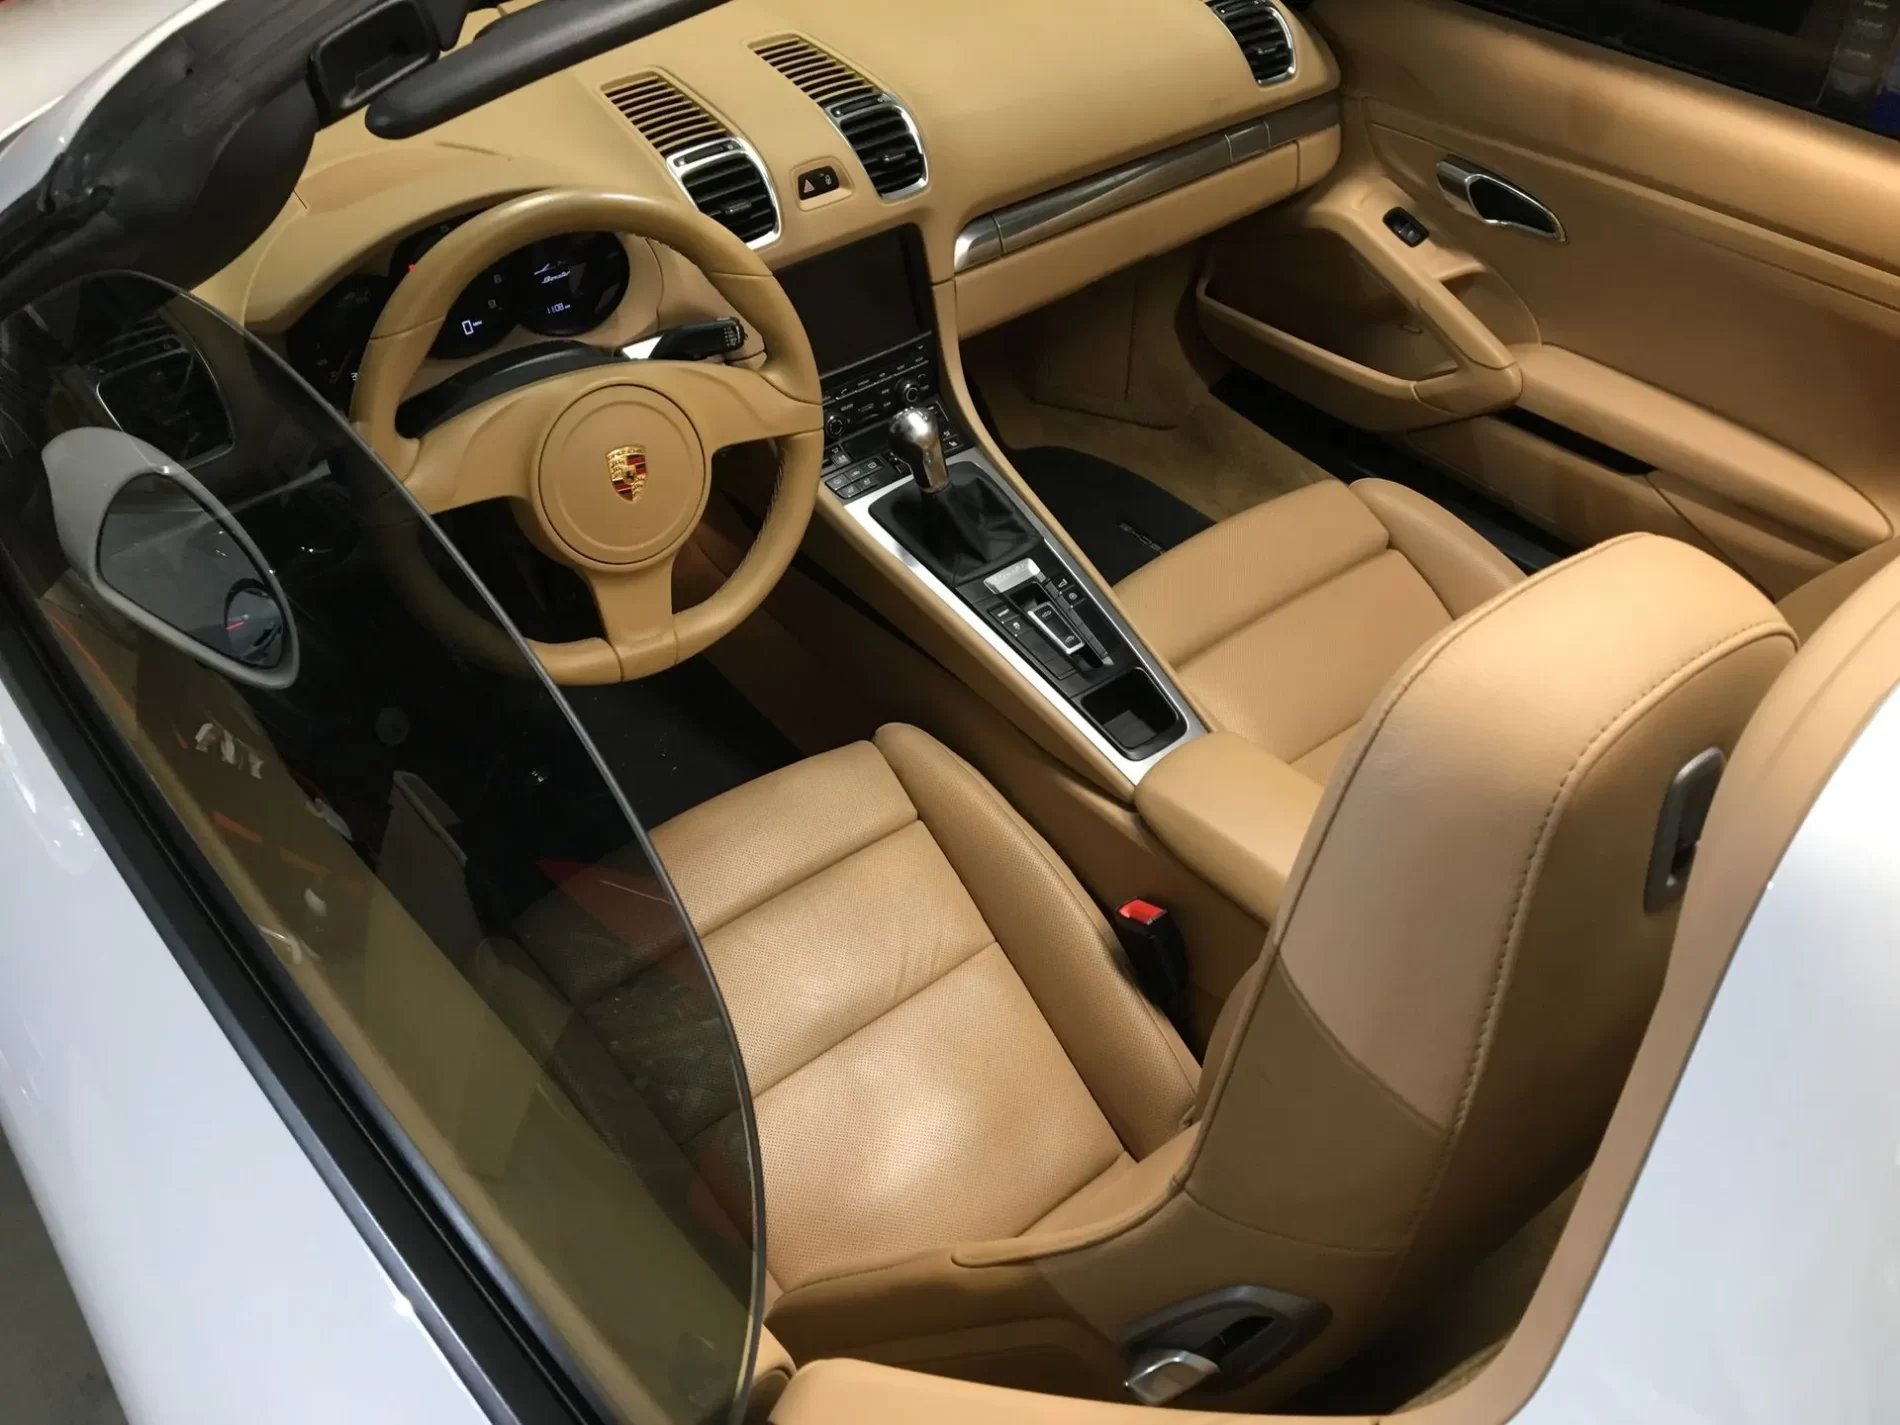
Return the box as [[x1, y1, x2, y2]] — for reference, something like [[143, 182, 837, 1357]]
[[398, 374, 573, 514], [529, 558, 679, 685], [628, 359, 822, 451]]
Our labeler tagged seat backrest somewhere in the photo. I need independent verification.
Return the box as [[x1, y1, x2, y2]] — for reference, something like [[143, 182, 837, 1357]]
[[1188, 534, 1795, 1339]]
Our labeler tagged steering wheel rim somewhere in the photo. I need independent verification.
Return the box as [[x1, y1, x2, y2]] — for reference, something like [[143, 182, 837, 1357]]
[[354, 188, 823, 684]]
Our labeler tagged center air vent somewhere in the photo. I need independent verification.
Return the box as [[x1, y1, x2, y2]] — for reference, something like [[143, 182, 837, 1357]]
[[1207, 0, 1296, 85], [602, 74, 781, 245], [752, 36, 927, 199]]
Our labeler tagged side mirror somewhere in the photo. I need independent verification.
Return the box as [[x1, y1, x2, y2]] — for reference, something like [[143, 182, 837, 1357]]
[[44, 427, 299, 689]]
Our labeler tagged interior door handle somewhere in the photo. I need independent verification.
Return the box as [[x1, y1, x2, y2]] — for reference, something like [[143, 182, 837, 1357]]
[[1436, 158, 1565, 242]]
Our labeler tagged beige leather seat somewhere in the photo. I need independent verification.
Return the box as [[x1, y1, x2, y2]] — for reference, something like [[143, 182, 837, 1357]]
[[1116, 476, 1524, 786], [654, 534, 1793, 1407]]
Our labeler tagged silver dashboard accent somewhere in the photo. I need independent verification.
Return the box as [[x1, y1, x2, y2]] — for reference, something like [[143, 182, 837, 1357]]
[[952, 216, 1003, 271], [835, 453, 1205, 784], [952, 95, 1339, 273], [1435, 157, 1566, 243], [824, 92, 929, 201], [665, 135, 782, 250]]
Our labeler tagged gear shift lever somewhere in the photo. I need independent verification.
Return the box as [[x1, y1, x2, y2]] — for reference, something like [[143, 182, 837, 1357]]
[[889, 407, 952, 494], [872, 406, 1036, 583]]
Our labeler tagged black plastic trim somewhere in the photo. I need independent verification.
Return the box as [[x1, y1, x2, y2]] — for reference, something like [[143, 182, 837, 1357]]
[[1496, 405, 1655, 475], [367, 0, 731, 138], [396, 340, 621, 437]]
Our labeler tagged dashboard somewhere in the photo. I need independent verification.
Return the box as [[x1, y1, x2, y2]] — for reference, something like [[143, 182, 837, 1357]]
[[204, 0, 1342, 366], [284, 218, 631, 408]]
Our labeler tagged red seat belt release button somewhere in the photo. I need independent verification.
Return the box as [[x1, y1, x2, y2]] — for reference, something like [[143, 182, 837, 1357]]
[[1113, 899, 1192, 1043], [1118, 898, 1167, 926]]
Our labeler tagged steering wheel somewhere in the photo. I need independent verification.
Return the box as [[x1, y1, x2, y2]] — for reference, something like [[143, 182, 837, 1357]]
[[354, 189, 823, 684]]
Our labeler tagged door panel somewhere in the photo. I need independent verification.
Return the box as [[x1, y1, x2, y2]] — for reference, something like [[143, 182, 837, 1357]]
[[1207, 0, 1900, 593]]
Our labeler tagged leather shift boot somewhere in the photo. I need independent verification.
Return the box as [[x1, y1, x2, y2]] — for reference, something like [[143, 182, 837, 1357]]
[[872, 462, 1038, 585]]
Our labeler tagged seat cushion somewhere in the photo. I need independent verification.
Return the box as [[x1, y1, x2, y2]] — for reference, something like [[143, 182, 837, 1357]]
[[1116, 478, 1523, 782], [651, 725, 1197, 1293]]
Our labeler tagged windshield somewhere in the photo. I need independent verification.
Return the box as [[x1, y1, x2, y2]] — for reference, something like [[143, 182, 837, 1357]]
[[0, 271, 764, 1424]]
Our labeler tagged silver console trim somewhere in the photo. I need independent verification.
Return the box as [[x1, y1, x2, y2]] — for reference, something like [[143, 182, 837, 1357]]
[[834, 454, 1205, 784], [984, 558, 1043, 595], [952, 95, 1338, 274]]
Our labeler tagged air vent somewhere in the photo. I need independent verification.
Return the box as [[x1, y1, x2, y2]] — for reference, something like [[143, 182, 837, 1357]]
[[1208, 0, 1296, 85], [752, 36, 876, 107], [751, 36, 926, 199], [602, 73, 726, 154], [677, 150, 779, 244], [601, 73, 780, 246], [86, 317, 232, 465], [834, 96, 927, 197]]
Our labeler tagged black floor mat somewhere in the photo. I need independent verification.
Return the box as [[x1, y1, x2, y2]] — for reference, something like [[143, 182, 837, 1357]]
[[1007, 445, 1214, 584], [1212, 369, 1575, 572], [563, 656, 799, 829]]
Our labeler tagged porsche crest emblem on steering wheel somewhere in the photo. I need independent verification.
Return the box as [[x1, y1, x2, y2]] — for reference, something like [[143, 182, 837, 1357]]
[[606, 445, 648, 502]]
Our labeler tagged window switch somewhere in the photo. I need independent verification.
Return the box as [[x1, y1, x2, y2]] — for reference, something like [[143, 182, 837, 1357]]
[[1383, 206, 1429, 247]]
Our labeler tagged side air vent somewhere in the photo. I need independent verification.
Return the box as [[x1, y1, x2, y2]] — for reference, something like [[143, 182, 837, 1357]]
[[86, 317, 232, 464], [751, 36, 927, 199], [1207, 0, 1296, 85], [602, 73, 781, 246]]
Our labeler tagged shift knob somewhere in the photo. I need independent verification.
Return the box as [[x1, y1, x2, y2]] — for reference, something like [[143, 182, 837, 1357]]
[[889, 406, 951, 496]]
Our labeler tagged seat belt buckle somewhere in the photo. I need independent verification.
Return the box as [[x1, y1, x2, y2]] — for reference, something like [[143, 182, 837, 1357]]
[[1114, 899, 1193, 1044]]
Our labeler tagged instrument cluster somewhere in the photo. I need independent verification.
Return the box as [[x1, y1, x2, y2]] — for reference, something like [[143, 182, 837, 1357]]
[[284, 216, 631, 409]]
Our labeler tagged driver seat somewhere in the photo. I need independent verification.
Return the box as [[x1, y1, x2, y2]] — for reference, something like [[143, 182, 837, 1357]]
[[654, 534, 1793, 1405]]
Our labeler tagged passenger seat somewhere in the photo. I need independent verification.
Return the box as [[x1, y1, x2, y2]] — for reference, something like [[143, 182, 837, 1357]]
[[1116, 477, 1522, 785]]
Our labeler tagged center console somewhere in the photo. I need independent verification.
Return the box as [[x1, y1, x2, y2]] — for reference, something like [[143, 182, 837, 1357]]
[[777, 229, 1203, 779]]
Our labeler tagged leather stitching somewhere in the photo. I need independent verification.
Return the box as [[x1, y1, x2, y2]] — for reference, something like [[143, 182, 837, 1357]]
[[1435, 619, 1796, 1147], [1271, 535, 1646, 953], [881, 731, 1200, 1145], [1175, 543, 1393, 669], [1374, 619, 1795, 1311]]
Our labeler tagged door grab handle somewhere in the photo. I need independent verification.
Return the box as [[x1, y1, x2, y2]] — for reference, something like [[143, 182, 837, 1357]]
[[1436, 158, 1565, 242]]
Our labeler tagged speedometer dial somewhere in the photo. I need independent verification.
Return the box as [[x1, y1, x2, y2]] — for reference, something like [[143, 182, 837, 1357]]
[[517, 232, 629, 338]]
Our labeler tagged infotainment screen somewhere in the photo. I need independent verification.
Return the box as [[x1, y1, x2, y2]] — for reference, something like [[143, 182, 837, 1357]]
[[776, 228, 930, 377]]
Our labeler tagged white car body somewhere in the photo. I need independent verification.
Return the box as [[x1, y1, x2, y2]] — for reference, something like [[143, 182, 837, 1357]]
[[1, 12, 1895, 1425]]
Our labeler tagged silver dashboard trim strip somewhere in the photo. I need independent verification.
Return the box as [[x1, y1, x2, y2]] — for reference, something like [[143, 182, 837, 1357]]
[[834, 453, 1205, 785], [952, 94, 1339, 274]]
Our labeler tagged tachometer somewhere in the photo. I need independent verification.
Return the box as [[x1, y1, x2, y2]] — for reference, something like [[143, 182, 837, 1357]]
[[517, 232, 630, 338]]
